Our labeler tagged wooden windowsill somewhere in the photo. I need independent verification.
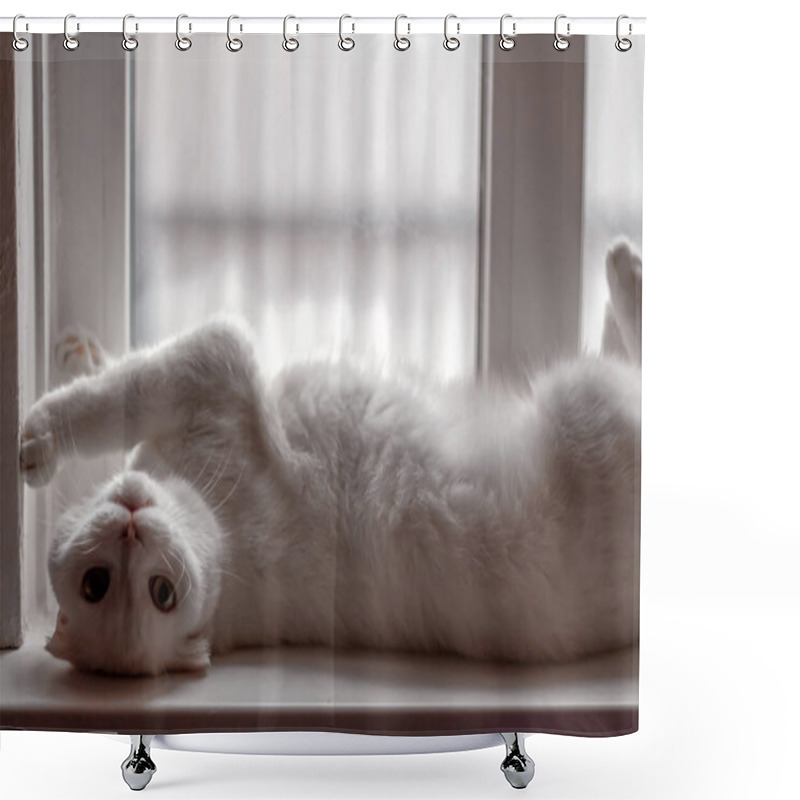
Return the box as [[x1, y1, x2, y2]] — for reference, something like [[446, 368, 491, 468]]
[[1, 627, 637, 738]]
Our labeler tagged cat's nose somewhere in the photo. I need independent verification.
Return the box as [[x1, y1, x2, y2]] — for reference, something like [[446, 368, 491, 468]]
[[119, 498, 150, 513], [113, 472, 154, 513]]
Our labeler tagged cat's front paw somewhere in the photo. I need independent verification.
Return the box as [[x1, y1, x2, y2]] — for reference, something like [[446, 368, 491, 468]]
[[55, 325, 106, 379], [20, 407, 59, 487]]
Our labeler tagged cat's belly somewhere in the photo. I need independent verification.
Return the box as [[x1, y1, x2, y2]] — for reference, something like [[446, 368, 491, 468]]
[[206, 488, 636, 664]]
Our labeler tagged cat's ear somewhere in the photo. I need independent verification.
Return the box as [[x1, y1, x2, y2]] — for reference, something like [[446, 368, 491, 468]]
[[44, 609, 72, 661], [167, 634, 211, 673]]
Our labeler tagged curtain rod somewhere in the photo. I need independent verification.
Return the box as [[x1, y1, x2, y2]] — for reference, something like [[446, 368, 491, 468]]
[[1, 16, 646, 37]]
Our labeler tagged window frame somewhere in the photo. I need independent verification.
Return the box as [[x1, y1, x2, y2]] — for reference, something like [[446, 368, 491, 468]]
[[479, 35, 588, 386], [8, 34, 132, 641], [1, 35, 22, 649]]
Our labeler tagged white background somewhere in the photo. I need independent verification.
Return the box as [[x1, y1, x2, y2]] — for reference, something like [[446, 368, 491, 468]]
[[2, 1, 799, 798]]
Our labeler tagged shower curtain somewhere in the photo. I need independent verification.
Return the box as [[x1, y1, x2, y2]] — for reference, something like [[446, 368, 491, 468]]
[[1, 19, 644, 745]]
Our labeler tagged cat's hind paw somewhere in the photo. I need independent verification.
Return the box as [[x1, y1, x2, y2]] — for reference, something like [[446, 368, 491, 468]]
[[55, 325, 106, 379], [604, 239, 642, 364], [20, 409, 59, 487], [605, 240, 642, 319]]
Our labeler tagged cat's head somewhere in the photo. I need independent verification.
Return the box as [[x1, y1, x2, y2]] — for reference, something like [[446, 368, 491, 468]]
[[46, 470, 223, 676]]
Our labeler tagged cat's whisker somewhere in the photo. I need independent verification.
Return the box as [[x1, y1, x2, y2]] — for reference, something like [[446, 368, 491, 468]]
[[163, 547, 192, 599], [198, 443, 236, 500], [163, 548, 194, 599], [160, 549, 180, 576], [199, 441, 234, 497], [180, 563, 193, 599], [182, 448, 217, 495], [196, 457, 224, 499], [206, 463, 246, 516], [211, 567, 247, 586], [74, 541, 104, 556], [194, 449, 219, 494]]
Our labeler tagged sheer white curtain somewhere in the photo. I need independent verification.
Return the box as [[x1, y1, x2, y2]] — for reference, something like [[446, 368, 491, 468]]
[[133, 35, 481, 379]]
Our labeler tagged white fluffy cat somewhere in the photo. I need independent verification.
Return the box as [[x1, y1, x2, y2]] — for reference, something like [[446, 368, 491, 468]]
[[20, 242, 642, 676]]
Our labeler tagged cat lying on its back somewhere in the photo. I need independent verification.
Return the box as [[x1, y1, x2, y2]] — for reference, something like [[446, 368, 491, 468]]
[[20, 242, 642, 676]]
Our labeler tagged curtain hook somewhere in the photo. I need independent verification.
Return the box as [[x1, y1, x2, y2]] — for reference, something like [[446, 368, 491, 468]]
[[175, 13, 192, 51], [499, 13, 516, 51], [12, 14, 29, 52], [443, 13, 460, 51], [615, 14, 632, 52], [338, 14, 355, 51], [122, 14, 138, 51], [553, 14, 570, 51], [63, 13, 80, 51], [226, 14, 243, 52], [394, 14, 410, 51], [282, 15, 299, 51]]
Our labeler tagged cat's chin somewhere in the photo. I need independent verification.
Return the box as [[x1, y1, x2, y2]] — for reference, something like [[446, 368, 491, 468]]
[[45, 599, 215, 677], [43, 622, 72, 665], [45, 635, 212, 677]]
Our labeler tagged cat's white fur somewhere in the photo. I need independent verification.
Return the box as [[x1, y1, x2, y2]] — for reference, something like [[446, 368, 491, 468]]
[[20, 242, 642, 676]]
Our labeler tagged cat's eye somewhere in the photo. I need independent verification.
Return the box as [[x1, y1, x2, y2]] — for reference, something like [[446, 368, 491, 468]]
[[149, 575, 177, 613], [80, 567, 110, 603]]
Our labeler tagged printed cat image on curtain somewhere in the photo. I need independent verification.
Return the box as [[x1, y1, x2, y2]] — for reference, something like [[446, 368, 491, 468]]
[[2, 20, 644, 772]]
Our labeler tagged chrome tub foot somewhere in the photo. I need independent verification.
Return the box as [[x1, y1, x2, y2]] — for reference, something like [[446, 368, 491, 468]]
[[500, 733, 535, 789], [121, 734, 156, 791]]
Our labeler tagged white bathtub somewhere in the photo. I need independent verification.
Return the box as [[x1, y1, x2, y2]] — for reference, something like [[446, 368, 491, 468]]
[[126, 731, 510, 756]]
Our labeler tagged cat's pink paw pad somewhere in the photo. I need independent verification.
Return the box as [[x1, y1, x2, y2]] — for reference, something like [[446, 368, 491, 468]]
[[20, 411, 58, 487], [55, 326, 105, 378]]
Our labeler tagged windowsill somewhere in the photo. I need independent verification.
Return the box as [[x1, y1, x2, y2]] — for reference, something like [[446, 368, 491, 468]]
[[1, 625, 637, 737]]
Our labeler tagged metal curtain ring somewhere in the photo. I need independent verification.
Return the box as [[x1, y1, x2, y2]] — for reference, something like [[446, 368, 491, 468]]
[[63, 13, 79, 51], [553, 14, 570, 51], [443, 14, 460, 51], [12, 14, 29, 51], [227, 15, 243, 52], [394, 14, 410, 51], [338, 14, 355, 51], [175, 14, 192, 51], [122, 14, 138, 51], [282, 15, 299, 51], [499, 13, 515, 50], [615, 14, 632, 51]]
